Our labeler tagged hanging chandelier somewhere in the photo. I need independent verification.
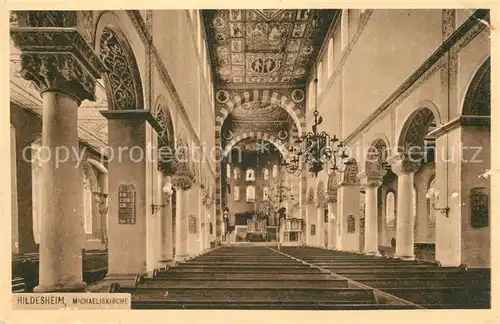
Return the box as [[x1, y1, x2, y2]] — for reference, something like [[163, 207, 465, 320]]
[[281, 66, 352, 177]]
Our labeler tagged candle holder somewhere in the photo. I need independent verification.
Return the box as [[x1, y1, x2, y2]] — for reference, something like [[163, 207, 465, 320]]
[[425, 188, 450, 217]]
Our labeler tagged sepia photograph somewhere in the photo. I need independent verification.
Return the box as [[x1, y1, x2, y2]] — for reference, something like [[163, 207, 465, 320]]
[[3, 5, 498, 322]]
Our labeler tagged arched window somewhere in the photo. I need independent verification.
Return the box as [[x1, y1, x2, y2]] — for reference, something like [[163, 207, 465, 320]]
[[427, 178, 437, 225], [272, 165, 278, 178], [233, 167, 240, 180], [234, 186, 240, 201], [263, 168, 269, 180], [263, 186, 269, 201], [246, 169, 255, 181], [31, 139, 42, 244], [386, 191, 395, 227], [82, 174, 93, 234], [246, 185, 255, 202], [327, 38, 334, 77], [226, 164, 231, 179]]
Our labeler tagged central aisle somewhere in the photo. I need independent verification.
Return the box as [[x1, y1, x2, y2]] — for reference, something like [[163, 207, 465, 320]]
[[109, 245, 418, 309]]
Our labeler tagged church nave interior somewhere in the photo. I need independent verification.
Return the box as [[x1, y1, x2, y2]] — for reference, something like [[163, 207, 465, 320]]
[[8, 8, 492, 310]]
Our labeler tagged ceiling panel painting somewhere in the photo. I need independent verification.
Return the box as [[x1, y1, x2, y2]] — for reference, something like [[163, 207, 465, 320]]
[[203, 9, 339, 86]]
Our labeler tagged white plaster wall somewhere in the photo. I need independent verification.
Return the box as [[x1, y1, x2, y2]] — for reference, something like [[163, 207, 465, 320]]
[[152, 11, 201, 133], [455, 9, 478, 29], [342, 9, 442, 136]]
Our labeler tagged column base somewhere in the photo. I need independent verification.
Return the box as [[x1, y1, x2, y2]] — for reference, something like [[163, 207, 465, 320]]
[[105, 273, 142, 281], [34, 281, 87, 293], [365, 251, 382, 257], [158, 259, 174, 263], [175, 254, 190, 261], [395, 254, 416, 261]]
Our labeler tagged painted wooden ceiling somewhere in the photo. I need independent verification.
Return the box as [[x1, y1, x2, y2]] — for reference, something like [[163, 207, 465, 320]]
[[203, 9, 338, 86]]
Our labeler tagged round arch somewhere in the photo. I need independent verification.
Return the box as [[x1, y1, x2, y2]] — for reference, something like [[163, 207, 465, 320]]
[[94, 12, 144, 111], [215, 90, 306, 136], [342, 158, 360, 185], [175, 129, 193, 165], [364, 137, 389, 177], [154, 95, 176, 147], [462, 57, 490, 116], [397, 106, 439, 154], [222, 131, 290, 160], [327, 171, 338, 199], [87, 158, 108, 174]]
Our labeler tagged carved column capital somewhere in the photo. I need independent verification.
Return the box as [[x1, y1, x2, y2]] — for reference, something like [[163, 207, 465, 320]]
[[325, 195, 337, 204], [18, 53, 96, 104], [171, 170, 195, 191], [357, 172, 383, 188], [387, 153, 421, 176], [10, 26, 105, 105]]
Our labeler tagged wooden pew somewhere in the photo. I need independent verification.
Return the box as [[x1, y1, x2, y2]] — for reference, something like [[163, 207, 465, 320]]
[[11, 250, 109, 291]]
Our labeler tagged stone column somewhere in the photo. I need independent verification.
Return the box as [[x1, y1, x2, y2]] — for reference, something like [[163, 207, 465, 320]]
[[389, 156, 420, 260], [11, 19, 104, 291], [305, 205, 313, 246], [326, 196, 338, 249], [316, 204, 324, 248], [159, 176, 174, 262], [173, 188, 188, 260], [358, 174, 382, 256], [171, 167, 195, 260]]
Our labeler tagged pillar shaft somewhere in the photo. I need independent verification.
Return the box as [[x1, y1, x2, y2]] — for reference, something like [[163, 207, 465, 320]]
[[35, 92, 86, 292], [160, 176, 174, 261], [175, 189, 188, 259], [363, 185, 381, 255], [388, 157, 420, 261], [337, 185, 360, 252], [327, 201, 337, 249], [160, 203, 174, 261], [316, 207, 324, 248], [11, 18, 105, 291], [107, 119, 147, 279], [395, 172, 415, 259], [200, 209, 206, 252]]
